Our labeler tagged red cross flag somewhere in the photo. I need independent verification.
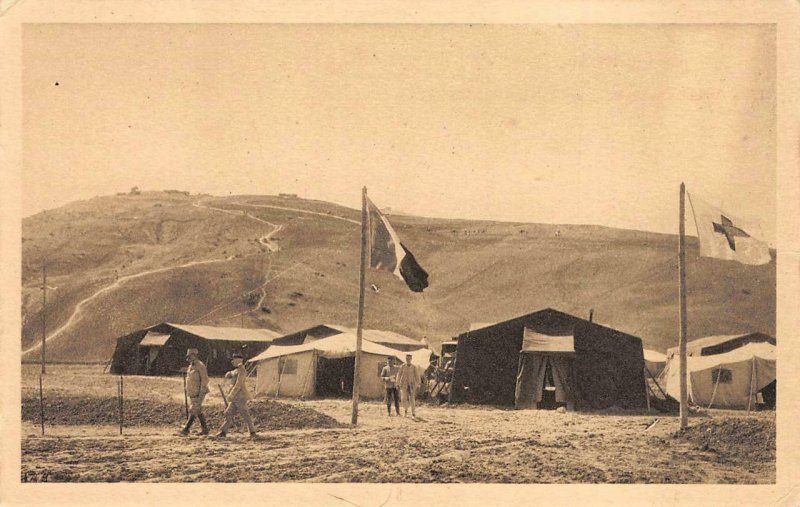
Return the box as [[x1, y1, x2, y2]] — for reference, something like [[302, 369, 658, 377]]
[[688, 193, 771, 265]]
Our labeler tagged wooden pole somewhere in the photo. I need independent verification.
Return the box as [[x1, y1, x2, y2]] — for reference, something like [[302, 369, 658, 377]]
[[679, 182, 689, 430], [351, 186, 368, 426], [38, 374, 45, 436], [118, 376, 124, 435], [41, 263, 47, 375]]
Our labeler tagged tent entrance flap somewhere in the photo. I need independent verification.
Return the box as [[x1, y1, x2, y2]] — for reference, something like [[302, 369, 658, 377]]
[[521, 329, 575, 353], [515, 353, 575, 410]]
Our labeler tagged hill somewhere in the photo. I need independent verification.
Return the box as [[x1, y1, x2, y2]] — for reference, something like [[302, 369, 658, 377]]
[[21, 191, 775, 363]]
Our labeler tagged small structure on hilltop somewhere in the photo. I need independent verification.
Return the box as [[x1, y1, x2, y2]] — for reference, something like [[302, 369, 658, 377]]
[[660, 333, 776, 409], [270, 323, 427, 352], [248, 331, 431, 399], [109, 323, 281, 376], [449, 308, 648, 411]]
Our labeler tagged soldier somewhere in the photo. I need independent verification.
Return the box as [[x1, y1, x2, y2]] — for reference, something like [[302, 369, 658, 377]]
[[180, 348, 210, 436], [396, 353, 420, 418], [380, 356, 400, 417], [216, 353, 257, 438]]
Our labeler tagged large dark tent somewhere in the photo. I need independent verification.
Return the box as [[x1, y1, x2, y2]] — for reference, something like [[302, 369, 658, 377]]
[[109, 323, 280, 376], [449, 308, 648, 410]]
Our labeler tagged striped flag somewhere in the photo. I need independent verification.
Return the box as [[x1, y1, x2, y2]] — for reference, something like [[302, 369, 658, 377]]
[[366, 197, 429, 292]]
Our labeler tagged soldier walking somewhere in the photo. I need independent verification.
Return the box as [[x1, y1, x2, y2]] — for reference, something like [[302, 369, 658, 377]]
[[216, 353, 257, 438], [180, 348, 210, 436]]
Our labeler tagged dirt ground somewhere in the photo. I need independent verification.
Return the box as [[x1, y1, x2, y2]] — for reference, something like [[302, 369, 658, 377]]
[[20, 365, 775, 483]]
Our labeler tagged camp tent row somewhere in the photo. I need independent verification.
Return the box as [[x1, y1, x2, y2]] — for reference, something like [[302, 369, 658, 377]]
[[660, 332, 776, 409], [248, 331, 431, 399], [110, 322, 431, 388], [110, 323, 281, 376]]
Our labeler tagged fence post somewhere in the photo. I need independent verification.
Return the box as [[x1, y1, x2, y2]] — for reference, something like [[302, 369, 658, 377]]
[[118, 376, 124, 436]]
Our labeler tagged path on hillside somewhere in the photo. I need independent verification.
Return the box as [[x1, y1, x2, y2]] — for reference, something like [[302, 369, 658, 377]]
[[21, 257, 234, 357], [232, 201, 360, 225], [23, 199, 349, 357], [23, 201, 286, 357], [193, 201, 282, 252]]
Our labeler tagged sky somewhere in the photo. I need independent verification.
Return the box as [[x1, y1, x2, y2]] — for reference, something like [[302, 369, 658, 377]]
[[22, 23, 776, 241]]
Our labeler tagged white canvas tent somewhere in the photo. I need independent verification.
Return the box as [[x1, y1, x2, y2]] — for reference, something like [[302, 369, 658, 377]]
[[248, 332, 431, 399], [662, 342, 775, 409], [643, 349, 666, 377]]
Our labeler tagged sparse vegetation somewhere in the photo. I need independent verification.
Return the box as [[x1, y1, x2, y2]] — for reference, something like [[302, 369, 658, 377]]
[[21, 194, 775, 363]]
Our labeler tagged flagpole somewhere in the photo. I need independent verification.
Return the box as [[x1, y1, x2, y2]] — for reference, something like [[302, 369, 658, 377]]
[[351, 186, 368, 426], [41, 262, 47, 375], [679, 182, 688, 430]]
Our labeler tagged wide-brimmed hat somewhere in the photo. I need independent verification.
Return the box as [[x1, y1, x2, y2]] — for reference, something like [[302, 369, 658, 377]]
[[186, 348, 199, 357]]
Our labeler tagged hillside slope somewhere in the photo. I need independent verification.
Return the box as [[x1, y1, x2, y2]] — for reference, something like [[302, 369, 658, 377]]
[[21, 191, 775, 362]]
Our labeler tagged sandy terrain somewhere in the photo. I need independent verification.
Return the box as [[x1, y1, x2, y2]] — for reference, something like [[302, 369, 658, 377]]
[[20, 365, 775, 483]]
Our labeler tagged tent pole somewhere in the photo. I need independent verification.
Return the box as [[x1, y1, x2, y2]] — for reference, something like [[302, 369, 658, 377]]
[[678, 182, 689, 430], [351, 186, 368, 426], [707, 369, 721, 409]]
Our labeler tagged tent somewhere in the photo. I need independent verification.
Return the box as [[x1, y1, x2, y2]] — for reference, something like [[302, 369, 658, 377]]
[[449, 308, 647, 410], [658, 332, 776, 405], [644, 349, 666, 377], [249, 332, 431, 399], [662, 342, 775, 409], [109, 323, 281, 376], [270, 323, 427, 352], [665, 332, 774, 359]]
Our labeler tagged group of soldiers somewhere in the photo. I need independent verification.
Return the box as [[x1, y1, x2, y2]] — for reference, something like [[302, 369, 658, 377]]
[[180, 348, 425, 437], [180, 348, 257, 438], [380, 353, 421, 418]]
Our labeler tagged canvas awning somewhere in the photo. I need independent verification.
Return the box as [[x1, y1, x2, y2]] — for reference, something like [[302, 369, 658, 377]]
[[521, 328, 575, 354], [644, 349, 666, 364], [140, 332, 170, 347]]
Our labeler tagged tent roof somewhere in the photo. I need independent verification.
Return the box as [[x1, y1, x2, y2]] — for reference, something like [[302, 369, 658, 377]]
[[249, 332, 430, 364], [643, 349, 666, 364], [165, 323, 281, 342], [521, 328, 575, 353], [666, 332, 774, 357], [140, 332, 170, 347], [686, 342, 775, 373], [322, 325, 424, 348], [469, 322, 497, 332], [278, 323, 424, 348]]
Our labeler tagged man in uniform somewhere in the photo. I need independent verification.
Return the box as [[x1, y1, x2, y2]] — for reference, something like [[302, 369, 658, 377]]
[[380, 356, 400, 417], [395, 353, 420, 418], [216, 353, 257, 438], [180, 348, 210, 436]]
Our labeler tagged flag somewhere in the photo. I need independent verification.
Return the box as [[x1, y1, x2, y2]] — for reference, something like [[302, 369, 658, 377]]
[[366, 197, 429, 292], [688, 193, 771, 265]]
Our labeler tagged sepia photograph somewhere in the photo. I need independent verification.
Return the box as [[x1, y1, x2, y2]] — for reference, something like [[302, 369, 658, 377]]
[[2, 1, 800, 505]]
